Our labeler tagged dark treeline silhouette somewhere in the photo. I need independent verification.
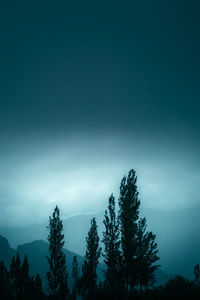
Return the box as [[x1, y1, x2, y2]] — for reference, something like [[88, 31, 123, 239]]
[[0, 253, 44, 300], [1, 169, 200, 299]]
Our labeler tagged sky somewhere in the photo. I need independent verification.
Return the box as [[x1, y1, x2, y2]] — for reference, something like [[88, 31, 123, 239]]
[[0, 0, 200, 232]]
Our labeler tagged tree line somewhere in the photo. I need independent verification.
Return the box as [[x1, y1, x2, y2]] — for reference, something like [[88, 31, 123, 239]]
[[0, 169, 200, 300]]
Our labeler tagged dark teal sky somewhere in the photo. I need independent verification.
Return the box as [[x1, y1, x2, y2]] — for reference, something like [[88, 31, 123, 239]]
[[1, 1, 200, 137], [0, 1, 200, 223]]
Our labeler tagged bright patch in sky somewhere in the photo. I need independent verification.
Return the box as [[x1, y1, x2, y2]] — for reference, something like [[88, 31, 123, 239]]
[[1, 135, 200, 227]]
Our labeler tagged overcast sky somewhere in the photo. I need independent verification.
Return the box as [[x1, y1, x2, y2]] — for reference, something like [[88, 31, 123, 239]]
[[0, 1, 200, 227]]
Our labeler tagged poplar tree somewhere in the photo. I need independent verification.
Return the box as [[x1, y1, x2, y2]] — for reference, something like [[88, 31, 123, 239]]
[[80, 218, 101, 298], [46, 206, 68, 299], [34, 273, 42, 293], [0, 261, 11, 300], [10, 253, 21, 299], [136, 217, 160, 293], [118, 169, 140, 290], [33, 274, 44, 300], [71, 256, 79, 299], [20, 255, 31, 299], [102, 194, 122, 289]]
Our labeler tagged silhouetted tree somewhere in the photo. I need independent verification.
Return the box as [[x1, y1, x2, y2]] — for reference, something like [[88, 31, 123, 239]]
[[118, 169, 140, 290], [136, 217, 160, 294], [10, 253, 21, 299], [35, 273, 42, 289], [80, 218, 101, 299], [164, 276, 196, 299], [102, 194, 123, 289], [31, 273, 44, 300], [9, 254, 43, 300], [194, 264, 200, 285], [0, 261, 11, 300], [71, 256, 79, 300], [46, 205, 69, 299], [20, 255, 31, 298]]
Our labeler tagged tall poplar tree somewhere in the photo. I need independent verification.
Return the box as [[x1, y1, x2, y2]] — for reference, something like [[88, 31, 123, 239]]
[[102, 194, 122, 289], [46, 206, 68, 299], [80, 218, 101, 298], [118, 169, 140, 290]]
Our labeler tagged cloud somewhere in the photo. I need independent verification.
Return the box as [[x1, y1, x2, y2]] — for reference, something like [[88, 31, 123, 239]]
[[0, 133, 200, 227]]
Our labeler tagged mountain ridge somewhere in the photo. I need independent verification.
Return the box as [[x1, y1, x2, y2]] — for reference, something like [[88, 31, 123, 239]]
[[1, 206, 199, 278], [0, 234, 169, 288]]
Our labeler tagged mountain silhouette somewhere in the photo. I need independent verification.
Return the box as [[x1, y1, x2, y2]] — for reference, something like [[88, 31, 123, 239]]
[[0, 235, 16, 266], [1, 205, 200, 279], [0, 234, 169, 288]]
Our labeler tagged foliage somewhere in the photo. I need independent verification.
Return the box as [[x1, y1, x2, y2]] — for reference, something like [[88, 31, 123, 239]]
[[0, 260, 11, 300], [194, 264, 200, 285], [136, 217, 160, 292], [79, 217, 101, 298], [10, 253, 22, 299], [102, 194, 123, 289], [118, 169, 140, 289], [9, 253, 44, 300], [71, 256, 79, 299], [46, 205, 69, 299]]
